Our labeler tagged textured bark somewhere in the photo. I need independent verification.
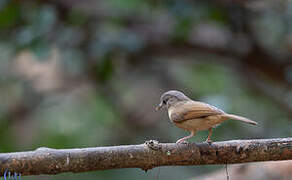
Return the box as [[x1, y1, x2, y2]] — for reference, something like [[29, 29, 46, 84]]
[[0, 138, 292, 176]]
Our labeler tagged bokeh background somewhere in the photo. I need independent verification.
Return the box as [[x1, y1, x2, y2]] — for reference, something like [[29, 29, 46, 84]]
[[0, 0, 292, 179]]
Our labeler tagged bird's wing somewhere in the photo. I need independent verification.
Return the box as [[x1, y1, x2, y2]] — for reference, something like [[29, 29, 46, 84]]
[[170, 101, 224, 123]]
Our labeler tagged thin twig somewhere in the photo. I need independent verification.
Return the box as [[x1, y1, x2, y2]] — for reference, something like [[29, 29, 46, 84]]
[[225, 164, 229, 180]]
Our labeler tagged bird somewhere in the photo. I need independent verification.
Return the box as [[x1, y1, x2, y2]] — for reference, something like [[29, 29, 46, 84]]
[[156, 90, 257, 143]]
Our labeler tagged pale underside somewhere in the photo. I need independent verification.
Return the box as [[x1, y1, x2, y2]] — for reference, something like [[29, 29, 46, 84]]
[[173, 115, 227, 131]]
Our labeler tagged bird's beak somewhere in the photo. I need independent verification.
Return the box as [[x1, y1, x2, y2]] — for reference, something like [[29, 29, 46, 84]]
[[156, 102, 163, 110]]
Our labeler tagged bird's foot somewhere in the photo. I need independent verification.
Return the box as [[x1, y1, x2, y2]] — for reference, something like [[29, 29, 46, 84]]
[[205, 139, 213, 144], [176, 139, 189, 144]]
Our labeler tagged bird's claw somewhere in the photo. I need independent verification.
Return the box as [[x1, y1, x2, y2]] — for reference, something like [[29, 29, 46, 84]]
[[176, 139, 189, 144], [205, 139, 213, 144]]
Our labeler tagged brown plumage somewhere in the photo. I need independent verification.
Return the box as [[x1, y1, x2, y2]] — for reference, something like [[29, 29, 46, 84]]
[[157, 90, 257, 143]]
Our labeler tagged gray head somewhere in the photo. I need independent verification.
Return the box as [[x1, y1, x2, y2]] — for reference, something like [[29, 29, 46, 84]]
[[156, 90, 190, 110]]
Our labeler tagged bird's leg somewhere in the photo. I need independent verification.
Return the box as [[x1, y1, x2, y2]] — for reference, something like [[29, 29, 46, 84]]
[[206, 128, 213, 143], [176, 130, 195, 144]]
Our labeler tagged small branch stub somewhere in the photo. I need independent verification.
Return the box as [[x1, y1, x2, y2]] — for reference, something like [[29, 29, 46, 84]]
[[145, 140, 161, 150]]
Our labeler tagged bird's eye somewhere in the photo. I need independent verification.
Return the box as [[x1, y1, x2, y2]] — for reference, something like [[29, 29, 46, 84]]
[[163, 100, 166, 104]]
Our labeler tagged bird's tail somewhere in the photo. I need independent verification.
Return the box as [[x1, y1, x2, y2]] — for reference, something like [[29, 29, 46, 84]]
[[222, 114, 258, 125]]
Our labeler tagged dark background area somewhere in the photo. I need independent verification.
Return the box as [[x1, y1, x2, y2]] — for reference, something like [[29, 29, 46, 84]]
[[0, 0, 291, 179]]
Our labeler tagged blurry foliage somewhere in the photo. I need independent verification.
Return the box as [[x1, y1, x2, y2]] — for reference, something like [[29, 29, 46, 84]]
[[0, 2, 20, 28], [0, 0, 292, 180], [94, 58, 114, 83], [36, 91, 119, 148]]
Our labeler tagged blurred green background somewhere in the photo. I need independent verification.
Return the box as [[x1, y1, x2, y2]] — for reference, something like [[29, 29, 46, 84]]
[[0, 0, 292, 179]]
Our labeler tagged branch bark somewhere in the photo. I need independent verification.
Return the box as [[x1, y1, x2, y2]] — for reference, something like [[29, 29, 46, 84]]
[[0, 138, 292, 176]]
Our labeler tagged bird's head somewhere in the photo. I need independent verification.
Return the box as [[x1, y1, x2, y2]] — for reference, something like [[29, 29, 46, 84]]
[[156, 90, 190, 110]]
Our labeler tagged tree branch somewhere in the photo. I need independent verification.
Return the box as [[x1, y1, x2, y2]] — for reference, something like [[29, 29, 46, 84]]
[[0, 138, 292, 176]]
